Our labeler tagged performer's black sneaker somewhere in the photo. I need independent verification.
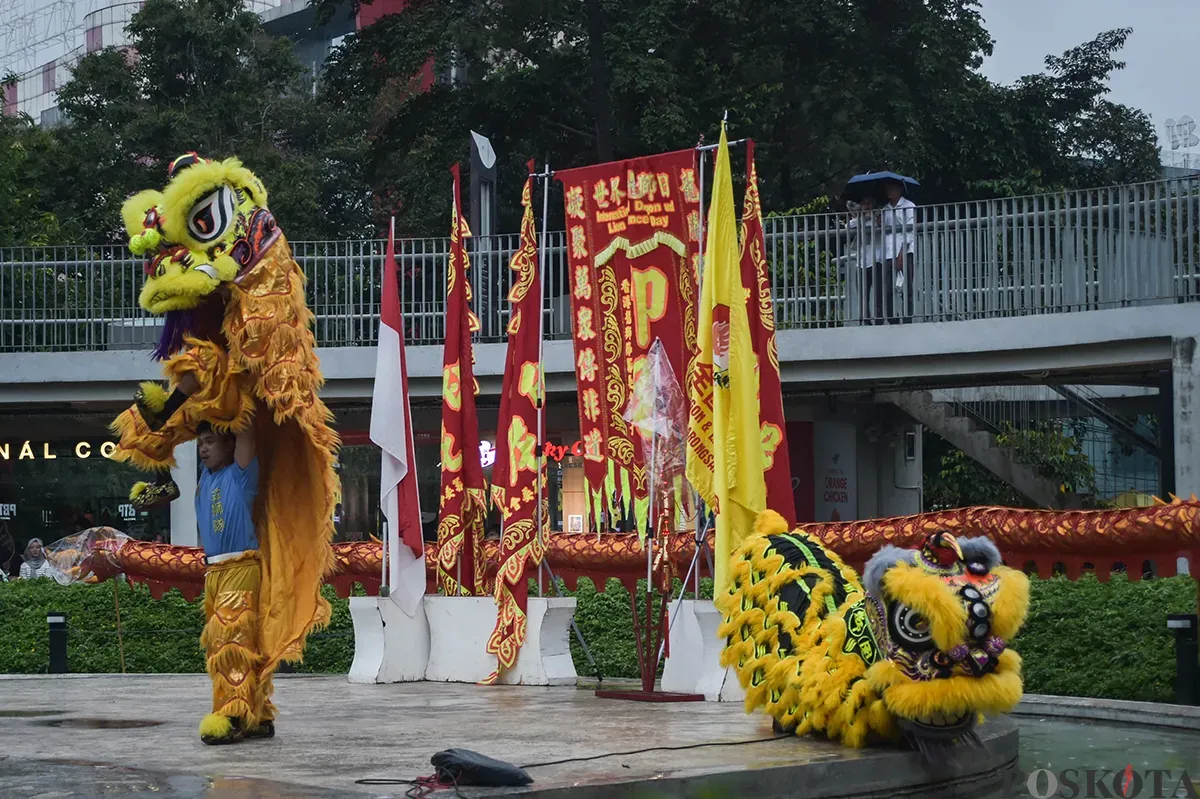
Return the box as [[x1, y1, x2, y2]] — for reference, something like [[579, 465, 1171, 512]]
[[246, 720, 275, 739]]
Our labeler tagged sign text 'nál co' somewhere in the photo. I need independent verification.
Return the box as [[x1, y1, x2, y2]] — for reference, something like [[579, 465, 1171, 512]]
[[0, 441, 119, 460]]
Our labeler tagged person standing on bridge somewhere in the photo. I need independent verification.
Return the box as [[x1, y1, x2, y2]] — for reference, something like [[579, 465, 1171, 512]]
[[847, 195, 885, 324], [880, 179, 916, 324]]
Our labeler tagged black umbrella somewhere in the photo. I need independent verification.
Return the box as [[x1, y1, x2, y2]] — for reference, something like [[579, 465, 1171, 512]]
[[844, 171, 919, 203]]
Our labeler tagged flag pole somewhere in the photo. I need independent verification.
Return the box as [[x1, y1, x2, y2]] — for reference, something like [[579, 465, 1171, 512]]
[[691, 140, 709, 596], [535, 157, 551, 597], [457, 177, 465, 596], [388, 215, 399, 594]]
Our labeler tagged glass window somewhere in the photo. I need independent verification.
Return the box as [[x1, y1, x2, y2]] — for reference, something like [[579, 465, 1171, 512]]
[[0, 439, 170, 564]]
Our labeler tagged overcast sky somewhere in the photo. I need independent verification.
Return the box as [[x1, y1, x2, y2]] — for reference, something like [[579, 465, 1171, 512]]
[[977, 0, 1194, 154]]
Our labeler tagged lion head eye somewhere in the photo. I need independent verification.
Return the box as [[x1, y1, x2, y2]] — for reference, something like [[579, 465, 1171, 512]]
[[187, 186, 236, 243], [889, 603, 933, 649]]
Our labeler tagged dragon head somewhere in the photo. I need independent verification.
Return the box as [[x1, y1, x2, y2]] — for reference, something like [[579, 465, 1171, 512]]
[[122, 153, 276, 316], [861, 531, 1030, 748]]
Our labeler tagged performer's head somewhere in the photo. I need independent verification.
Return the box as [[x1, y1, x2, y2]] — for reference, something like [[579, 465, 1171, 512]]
[[196, 422, 236, 471]]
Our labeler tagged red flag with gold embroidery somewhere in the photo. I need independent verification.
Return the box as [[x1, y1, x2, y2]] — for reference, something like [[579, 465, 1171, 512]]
[[482, 160, 547, 680], [436, 164, 489, 597], [556, 149, 702, 535], [741, 141, 794, 525]]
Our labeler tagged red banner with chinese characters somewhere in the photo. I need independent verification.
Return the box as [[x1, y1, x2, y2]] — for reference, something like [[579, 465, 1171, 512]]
[[483, 162, 547, 679], [557, 149, 701, 533], [741, 141, 795, 525], [436, 164, 489, 597]]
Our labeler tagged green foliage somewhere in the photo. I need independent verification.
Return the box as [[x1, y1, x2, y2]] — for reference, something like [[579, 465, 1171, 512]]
[[311, 0, 1161, 237], [563, 577, 714, 680], [996, 424, 1098, 497], [30, 0, 371, 244], [3, 572, 1191, 704], [0, 114, 63, 247], [1013, 574, 1196, 703], [924, 423, 1101, 510], [0, 579, 357, 674], [0, 1, 1166, 245], [0, 578, 205, 673]]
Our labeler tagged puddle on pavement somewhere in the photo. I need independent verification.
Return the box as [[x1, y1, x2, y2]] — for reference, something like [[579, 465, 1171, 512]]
[[0, 709, 66, 717], [41, 718, 165, 729]]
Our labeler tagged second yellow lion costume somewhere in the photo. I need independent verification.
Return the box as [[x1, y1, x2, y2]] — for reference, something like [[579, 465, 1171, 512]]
[[109, 153, 339, 743], [717, 511, 1030, 755]]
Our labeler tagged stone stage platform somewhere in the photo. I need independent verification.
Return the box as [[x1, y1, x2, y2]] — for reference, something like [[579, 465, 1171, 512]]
[[0, 674, 1017, 798]]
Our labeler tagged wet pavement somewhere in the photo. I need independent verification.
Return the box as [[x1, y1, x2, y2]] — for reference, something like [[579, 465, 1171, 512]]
[[0, 673, 1021, 797]]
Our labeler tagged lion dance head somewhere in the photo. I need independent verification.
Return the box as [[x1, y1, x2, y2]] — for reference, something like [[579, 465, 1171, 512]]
[[717, 511, 1030, 755], [121, 153, 279, 358]]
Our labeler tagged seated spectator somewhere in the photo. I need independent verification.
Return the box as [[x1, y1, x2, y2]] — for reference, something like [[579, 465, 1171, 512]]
[[19, 539, 68, 584]]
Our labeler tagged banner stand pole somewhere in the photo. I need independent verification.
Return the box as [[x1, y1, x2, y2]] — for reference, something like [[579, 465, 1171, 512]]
[[533, 159, 552, 598]]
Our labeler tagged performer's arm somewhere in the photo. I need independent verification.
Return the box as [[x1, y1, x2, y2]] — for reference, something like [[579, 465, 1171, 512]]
[[235, 421, 256, 469], [137, 371, 201, 432], [177, 371, 200, 396]]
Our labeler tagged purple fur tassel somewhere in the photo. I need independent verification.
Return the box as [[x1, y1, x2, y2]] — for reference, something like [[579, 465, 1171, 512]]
[[151, 309, 193, 361]]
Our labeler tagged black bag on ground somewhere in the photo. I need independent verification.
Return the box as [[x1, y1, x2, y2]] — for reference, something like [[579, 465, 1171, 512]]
[[430, 748, 534, 787]]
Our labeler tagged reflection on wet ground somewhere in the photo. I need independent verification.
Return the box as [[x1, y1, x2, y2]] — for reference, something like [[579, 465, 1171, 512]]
[[984, 718, 1200, 798], [4, 717, 1196, 798], [2, 674, 1197, 799], [0, 759, 372, 799], [41, 718, 165, 729]]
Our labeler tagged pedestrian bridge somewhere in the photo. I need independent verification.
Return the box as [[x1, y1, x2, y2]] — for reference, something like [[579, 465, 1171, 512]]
[[2, 175, 1199, 399], [2, 175, 1197, 352]]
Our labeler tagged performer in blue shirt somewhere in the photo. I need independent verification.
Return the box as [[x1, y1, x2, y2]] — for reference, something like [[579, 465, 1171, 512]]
[[194, 420, 273, 744]]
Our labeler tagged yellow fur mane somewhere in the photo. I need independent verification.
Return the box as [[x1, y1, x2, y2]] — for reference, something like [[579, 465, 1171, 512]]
[[717, 513, 1030, 749]]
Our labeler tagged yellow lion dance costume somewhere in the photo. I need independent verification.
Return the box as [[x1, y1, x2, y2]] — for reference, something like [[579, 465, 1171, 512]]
[[110, 153, 338, 745], [717, 511, 1030, 756]]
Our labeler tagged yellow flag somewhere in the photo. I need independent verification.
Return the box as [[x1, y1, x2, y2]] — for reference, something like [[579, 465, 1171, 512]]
[[685, 123, 766, 595]]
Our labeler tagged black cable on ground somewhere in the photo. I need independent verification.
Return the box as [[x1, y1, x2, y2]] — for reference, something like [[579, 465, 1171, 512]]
[[353, 734, 789, 789], [516, 733, 789, 769]]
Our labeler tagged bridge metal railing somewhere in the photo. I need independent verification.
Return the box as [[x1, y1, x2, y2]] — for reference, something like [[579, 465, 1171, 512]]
[[932, 384, 1162, 501], [2, 175, 1198, 353]]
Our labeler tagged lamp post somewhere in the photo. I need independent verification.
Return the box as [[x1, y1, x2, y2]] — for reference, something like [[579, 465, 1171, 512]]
[[1167, 613, 1199, 705]]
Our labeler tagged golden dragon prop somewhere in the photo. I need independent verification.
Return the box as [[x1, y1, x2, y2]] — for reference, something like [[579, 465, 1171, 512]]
[[53, 498, 1200, 601]]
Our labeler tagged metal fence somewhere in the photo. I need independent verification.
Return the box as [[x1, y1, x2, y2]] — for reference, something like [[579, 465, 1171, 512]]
[[3, 175, 1199, 353]]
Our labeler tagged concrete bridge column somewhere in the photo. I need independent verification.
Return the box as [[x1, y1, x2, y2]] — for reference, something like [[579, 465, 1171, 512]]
[[169, 440, 198, 546]]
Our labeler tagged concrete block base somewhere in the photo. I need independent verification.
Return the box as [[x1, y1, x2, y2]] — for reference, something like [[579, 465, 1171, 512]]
[[424, 596, 579, 685], [347, 594, 430, 684], [661, 599, 744, 702]]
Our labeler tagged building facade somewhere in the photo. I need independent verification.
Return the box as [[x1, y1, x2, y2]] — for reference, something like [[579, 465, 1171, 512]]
[[0, 0, 405, 122]]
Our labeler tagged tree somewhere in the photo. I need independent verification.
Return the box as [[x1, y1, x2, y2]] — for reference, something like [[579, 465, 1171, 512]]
[[0, 113, 62, 247], [0, 0, 1166, 243], [38, 0, 371, 243], [314, 0, 1162, 237], [909, 28, 1161, 200]]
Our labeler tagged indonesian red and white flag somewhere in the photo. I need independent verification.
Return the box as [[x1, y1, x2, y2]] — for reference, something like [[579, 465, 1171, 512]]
[[370, 218, 425, 616]]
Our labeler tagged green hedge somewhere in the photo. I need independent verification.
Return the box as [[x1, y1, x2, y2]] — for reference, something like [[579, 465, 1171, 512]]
[[1, 574, 1195, 703], [1011, 573, 1196, 702]]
